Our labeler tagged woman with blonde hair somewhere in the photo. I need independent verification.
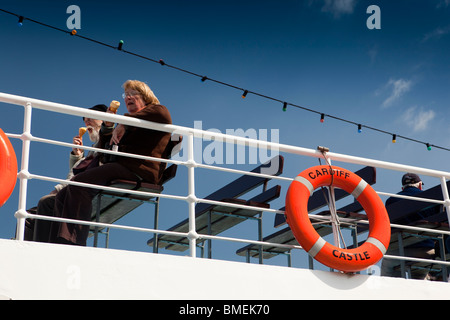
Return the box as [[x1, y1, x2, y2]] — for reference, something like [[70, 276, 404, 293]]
[[122, 79, 160, 105]]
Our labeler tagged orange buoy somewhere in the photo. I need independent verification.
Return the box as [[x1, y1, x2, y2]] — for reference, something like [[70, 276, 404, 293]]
[[285, 165, 390, 273], [0, 128, 18, 207]]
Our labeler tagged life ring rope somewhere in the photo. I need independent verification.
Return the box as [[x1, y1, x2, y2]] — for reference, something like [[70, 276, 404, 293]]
[[285, 165, 391, 273]]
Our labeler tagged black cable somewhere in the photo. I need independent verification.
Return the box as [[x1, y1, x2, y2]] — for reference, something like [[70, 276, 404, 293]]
[[1, 8, 449, 152]]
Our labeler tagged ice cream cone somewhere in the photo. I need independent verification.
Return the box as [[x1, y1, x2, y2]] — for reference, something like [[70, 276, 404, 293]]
[[79, 127, 87, 137], [110, 100, 120, 112]]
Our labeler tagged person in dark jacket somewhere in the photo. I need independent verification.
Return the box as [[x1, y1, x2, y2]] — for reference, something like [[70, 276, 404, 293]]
[[24, 104, 108, 242], [49, 80, 172, 246], [385, 173, 424, 207], [381, 173, 435, 280]]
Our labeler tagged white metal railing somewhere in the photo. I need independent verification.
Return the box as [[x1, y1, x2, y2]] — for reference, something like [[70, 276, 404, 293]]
[[1, 92, 450, 279]]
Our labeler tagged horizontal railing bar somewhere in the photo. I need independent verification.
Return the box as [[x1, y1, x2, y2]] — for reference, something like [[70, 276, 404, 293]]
[[310, 214, 450, 236], [2, 92, 450, 179], [31, 134, 292, 183], [7, 133, 294, 189], [29, 135, 183, 166], [376, 191, 445, 205], [383, 254, 450, 267], [5, 133, 22, 139]]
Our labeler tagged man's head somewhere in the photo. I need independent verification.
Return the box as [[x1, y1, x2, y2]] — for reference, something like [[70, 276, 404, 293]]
[[83, 104, 107, 142], [402, 173, 423, 190]]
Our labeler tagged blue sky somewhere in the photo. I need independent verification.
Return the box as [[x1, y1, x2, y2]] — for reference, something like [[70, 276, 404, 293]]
[[0, 0, 449, 270]]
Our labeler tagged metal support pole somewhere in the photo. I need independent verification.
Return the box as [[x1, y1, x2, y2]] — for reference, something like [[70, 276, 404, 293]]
[[153, 197, 160, 253], [207, 210, 212, 259], [440, 177, 450, 225], [94, 193, 102, 247], [187, 133, 197, 258], [308, 255, 314, 270], [438, 235, 448, 282], [105, 227, 110, 248], [287, 251, 292, 267], [258, 212, 263, 264], [440, 176, 450, 281], [15, 102, 32, 241], [398, 232, 407, 279]]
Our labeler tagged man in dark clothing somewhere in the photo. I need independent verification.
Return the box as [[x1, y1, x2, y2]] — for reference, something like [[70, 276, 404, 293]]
[[385, 173, 424, 207], [25, 104, 108, 242], [381, 173, 435, 279]]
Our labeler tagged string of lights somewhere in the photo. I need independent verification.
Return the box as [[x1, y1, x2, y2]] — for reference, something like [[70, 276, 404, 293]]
[[1, 8, 449, 152]]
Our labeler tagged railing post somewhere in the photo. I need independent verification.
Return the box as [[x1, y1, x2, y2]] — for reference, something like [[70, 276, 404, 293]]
[[14, 102, 32, 241], [187, 132, 197, 257], [440, 176, 450, 226]]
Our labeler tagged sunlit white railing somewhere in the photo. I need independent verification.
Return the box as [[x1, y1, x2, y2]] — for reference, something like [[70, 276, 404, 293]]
[[1, 92, 450, 280]]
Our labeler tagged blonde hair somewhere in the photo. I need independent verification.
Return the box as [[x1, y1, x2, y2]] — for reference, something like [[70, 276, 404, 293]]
[[122, 80, 160, 105]]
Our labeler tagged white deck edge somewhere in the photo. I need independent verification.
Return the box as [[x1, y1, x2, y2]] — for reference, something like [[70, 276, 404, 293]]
[[0, 239, 449, 300]]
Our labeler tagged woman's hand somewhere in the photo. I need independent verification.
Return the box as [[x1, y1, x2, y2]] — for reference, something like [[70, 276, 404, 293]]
[[110, 124, 125, 145]]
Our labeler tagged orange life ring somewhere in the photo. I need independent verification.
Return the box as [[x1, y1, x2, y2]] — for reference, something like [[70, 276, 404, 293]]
[[0, 128, 18, 207], [285, 165, 390, 272]]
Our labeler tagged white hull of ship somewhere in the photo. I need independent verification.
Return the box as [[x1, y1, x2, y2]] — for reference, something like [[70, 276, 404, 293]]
[[0, 239, 449, 300]]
